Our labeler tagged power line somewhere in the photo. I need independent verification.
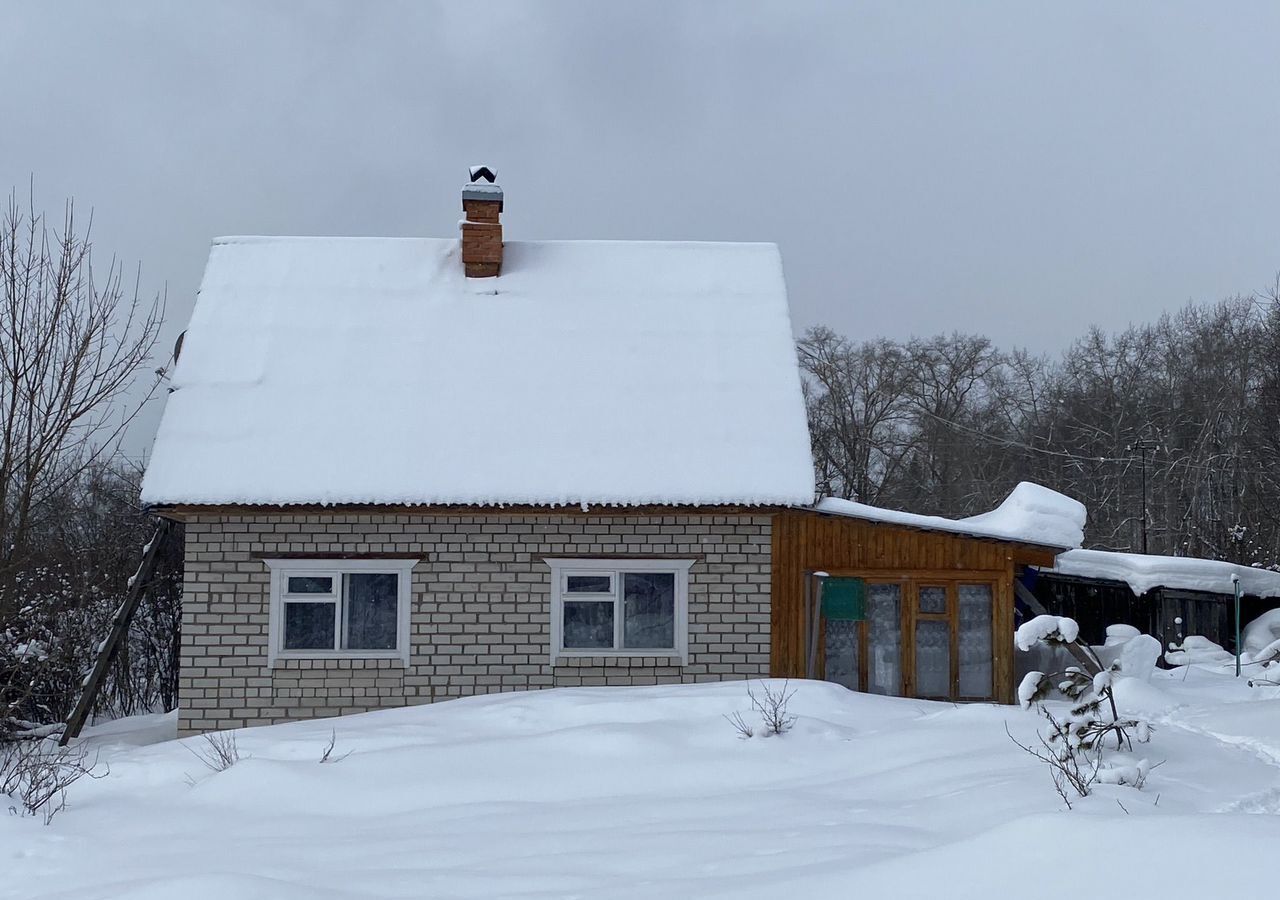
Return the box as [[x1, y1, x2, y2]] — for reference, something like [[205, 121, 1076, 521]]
[[914, 408, 1249, 475]]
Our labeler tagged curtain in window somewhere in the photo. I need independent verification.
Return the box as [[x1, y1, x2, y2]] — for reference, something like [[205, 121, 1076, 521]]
[[824, 619, 860, 690], [957, 584, 993, 698], [867, 584, 901, 696], [915, 619, 950, 697]]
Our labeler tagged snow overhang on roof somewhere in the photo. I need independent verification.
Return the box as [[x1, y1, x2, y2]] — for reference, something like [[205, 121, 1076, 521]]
[[1039, 549, 1280, 599], [140, 237, 815, 508], [809, 482, 1086, 550]]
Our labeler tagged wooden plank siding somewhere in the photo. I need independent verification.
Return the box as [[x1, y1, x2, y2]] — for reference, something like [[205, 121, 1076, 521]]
[[770, 509, 1058, 704]]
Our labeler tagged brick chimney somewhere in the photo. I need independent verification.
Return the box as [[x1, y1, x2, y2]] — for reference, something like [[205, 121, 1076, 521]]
[[460, 165, 503, 277]]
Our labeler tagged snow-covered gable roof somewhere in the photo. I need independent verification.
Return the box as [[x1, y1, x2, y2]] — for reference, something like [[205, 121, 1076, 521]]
[[140, 237, 815, 507], [1041, 549, 1280, 599], [811, 482, 1086, 550]]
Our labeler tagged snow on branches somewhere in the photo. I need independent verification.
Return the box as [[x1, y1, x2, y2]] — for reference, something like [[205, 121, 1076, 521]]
[[1011, 619, 1156, 807], [1015, 614, 1080, 652]]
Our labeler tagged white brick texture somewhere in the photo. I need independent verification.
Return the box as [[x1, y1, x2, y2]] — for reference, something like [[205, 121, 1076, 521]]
[[177, 513, 771, 734]]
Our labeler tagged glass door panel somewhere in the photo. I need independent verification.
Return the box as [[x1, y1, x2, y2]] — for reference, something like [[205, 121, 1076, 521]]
[[823, 619, 860, 690], [867, 584, 902, 696], [919, 585, 947, 614], [915, 619, 951, 697], [957, 584, 994, 699]]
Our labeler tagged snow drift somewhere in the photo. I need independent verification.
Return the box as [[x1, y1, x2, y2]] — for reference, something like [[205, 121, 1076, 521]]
[[7, 678, 1280, 900], [813, 481, 1085, 548]]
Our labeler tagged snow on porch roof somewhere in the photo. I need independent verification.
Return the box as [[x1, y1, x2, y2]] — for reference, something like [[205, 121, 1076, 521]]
[[1039, 549, 1280, 599], [810, 482, 1086, 550], [140, 236, 815, 507]]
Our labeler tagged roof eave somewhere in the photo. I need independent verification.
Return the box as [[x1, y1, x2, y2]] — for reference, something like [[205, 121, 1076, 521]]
[[797, 503, 1074, 556]]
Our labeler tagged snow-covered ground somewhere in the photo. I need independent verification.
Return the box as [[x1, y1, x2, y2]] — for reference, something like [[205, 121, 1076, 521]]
[[5, 672, 1280, 900]]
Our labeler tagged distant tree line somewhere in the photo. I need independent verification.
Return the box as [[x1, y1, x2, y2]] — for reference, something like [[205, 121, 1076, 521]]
[[801, 284, 1280, 566]]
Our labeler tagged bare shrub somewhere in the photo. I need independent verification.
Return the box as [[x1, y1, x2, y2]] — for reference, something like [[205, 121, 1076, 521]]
[[749, 680, 797, 736], [319, 730, 351, 764], [723, 710, 754, 740], [187, 731, 241, 772], [1006, 715, 1102, 808], [0, 739, 106, 823], [1, 465, 183, 738]]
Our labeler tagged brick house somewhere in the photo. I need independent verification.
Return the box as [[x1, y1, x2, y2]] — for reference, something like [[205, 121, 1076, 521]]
[[141, 170, 816, 734]]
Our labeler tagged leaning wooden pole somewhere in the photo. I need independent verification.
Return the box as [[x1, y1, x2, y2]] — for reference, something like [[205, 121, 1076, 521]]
[[59, 518, 174, 746], [1013, 578, 1102, 674]]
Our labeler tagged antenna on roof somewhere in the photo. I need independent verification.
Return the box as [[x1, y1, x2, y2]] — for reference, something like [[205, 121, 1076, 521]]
[[468, 165, 496, 183]]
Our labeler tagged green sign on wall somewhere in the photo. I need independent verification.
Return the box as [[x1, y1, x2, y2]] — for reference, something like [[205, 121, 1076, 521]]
[[821, 577, 866, 621]]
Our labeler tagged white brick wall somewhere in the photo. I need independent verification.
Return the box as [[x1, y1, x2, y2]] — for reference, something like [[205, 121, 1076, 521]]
[[178, 513, 772, 734]]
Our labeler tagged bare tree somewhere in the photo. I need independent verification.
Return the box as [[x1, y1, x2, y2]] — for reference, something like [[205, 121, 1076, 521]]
[[0, 187, 166, 738], [800, 327, 1022, 517], [799, 327, 917, 504], [0, 186, 163, 581], [898, 333, 1007, 514]]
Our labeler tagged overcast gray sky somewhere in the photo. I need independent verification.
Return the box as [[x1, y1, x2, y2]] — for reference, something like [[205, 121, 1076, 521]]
[[5, 1, 1280, 456]]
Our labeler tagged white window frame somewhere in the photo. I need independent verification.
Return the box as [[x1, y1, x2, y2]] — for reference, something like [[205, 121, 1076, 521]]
[[264, 558, 416, 666], [545, 557, 693, 665], [282, 572, 340, 600]]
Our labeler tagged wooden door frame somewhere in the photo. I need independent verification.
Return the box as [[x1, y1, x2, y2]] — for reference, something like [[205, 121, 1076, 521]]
[[906, 581, 958, 700], [815, 569, 1003, 701]]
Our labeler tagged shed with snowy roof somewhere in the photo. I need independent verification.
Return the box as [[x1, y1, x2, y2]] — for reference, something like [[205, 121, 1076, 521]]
[[1026, 549, 1280, 656], [771, 482, 1086, 705]]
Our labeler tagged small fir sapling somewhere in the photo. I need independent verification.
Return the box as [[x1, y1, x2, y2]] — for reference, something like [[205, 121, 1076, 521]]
[[1012, 616, 1155, 800], [1247, 640, 1280, 686], [1238, 612, 1280, 686]]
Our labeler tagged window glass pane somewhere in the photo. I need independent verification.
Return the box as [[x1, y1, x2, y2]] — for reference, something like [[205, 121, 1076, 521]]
[[566, 574, 613, 594], [287, 575, 334, 595], [563, 601, 614, 649], [345, 573, 399, 650], [919, 586, 947, 614], [622, 572, 675, 649], [916, 619, 951, 697], [284, 602, 336, 650], [824, 619, 860, 690], [867, 584, 902, 696], [958, 584, 993, 698]]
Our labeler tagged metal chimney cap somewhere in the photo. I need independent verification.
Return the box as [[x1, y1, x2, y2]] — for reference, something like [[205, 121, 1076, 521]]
[[468, 165, 497, 183]]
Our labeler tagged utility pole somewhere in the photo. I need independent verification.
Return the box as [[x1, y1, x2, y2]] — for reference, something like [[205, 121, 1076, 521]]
[[1127, 438, 1158, 554], [1233, 574, 1242, 677]]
